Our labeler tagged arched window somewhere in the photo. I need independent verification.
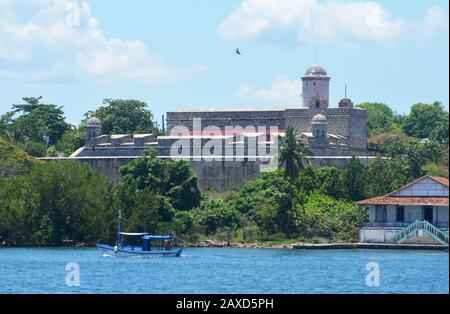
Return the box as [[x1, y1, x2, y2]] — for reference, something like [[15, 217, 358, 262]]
[[316, 101, 320, 108]]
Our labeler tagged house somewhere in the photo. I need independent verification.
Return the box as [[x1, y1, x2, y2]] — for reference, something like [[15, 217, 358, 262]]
[[357, 176, 449, 245]]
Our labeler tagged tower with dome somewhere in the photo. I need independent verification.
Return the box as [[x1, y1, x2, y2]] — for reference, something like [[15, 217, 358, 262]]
[[302, 64, 330, 109], [70, 64, 370, 192]]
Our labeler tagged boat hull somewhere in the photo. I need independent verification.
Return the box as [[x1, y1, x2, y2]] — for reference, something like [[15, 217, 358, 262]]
[[97, 244, 182, 257]]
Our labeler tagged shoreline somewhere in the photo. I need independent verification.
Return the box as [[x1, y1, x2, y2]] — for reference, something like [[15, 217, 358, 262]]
[[1, 240, 448, 251]]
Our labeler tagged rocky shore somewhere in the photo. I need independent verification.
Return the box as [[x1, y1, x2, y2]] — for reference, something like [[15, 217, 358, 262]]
[[193, 240, 292, 249]]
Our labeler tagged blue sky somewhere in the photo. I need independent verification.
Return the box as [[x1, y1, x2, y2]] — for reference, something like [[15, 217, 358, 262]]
[[0, 0, 448, 126]]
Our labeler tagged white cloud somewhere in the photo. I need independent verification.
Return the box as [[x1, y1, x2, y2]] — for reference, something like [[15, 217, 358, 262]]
[[415, 5, 449, 42], [237, 76, 299, 105], [0, 0, 206, 83], [218, 0, 448, 46]]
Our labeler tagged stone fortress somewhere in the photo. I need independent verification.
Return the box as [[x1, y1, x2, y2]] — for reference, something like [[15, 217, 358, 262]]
[[165, 64, 368, 159], [67, 65, 374, 191]]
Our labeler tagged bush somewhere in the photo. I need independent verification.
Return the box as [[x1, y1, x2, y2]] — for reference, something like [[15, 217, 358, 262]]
[[0, 161, 114, 246], [291, 192, 367, 242]]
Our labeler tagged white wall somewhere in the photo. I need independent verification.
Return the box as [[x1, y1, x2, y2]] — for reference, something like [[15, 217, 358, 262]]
[[392, 177, 448, 197], [302, 79, 329, 108], [367, 205, 449, 224], [437, 206, 449, 223], [359, 228, 401, 243], [405, 206, 422, 222]]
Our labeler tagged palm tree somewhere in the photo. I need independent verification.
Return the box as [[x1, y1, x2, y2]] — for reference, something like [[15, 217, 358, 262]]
[[279, 127, 311, 182]]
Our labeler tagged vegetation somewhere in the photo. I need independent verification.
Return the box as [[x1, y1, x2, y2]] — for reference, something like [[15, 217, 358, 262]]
[[85, 99, 160, 135], [0, 98, 448, 247], [0, 97, 70, 157], [279, 127, 311, 181], [0, 138, 42, 177], [0, 161, 114, 246], [356, 102, 402, 136]]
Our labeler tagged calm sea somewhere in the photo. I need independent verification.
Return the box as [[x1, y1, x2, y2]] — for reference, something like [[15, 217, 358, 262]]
[[0, 248, 448, 294]]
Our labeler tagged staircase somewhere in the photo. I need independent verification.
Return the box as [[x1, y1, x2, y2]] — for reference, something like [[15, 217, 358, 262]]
[[395, 220, 449, 245]]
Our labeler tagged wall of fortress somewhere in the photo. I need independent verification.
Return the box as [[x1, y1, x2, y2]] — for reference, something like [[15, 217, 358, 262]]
[[167, 107, 368, 153], [40, 155, 376, 193], [166, 110, 286, 132], [40, 157, 266, 192]]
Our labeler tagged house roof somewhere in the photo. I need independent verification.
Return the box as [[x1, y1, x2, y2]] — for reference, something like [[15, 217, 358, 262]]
[[385, 175, 449, 197], [357, 196, 449, 206], [430, 176, 449, 187], [357, 175, 449, 206]]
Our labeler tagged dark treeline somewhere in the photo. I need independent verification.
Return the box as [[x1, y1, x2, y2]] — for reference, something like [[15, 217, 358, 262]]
[[0, 98, 448, 246]]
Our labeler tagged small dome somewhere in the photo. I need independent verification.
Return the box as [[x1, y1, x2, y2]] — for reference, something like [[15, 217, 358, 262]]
[[87, 117, 101, 127], [304, 64, 328, 77], [311, 114, 327, 123]]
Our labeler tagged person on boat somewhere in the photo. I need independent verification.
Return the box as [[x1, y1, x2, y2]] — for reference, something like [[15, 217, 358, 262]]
[[165, 241, 173, 251]]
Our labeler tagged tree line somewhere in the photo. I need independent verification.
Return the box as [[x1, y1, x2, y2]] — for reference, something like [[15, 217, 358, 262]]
[[0, 97, 160, 157], [0, 98, 448, 246]]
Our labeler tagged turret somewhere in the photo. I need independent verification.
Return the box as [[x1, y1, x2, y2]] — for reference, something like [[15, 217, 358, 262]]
[[311, 114, 328, 138], [86, 117, 102, 146], [302, 65, 330, 109]]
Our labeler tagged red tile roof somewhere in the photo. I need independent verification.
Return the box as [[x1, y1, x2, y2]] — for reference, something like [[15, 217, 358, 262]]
[[357, 196, 449, 206], [357, 175, 449, 206], [431, 176, 449, 187]]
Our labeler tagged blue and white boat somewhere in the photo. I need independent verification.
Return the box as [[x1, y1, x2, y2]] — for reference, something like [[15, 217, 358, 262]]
[[97, 212, 182, 257]]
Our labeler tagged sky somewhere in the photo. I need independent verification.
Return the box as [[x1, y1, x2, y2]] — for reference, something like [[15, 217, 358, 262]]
[[0, 0, 448, 126]]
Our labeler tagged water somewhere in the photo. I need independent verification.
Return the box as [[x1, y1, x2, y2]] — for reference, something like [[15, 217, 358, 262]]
[[0, 248, 448, 294]]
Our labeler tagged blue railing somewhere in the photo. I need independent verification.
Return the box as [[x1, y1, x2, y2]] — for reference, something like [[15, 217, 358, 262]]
[[395, 220, 449, 245]]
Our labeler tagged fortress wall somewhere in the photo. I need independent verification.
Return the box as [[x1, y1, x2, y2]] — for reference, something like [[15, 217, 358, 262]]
[[285, 108, 352, 136], [76, 147, 148, 157], [166, 110, 285, 132], [39, 157, 265, 193], [285, 107, 368, 152], [39, 155, 376, 192], [188, 159, 264, 192], [349, 110, 369, 151]]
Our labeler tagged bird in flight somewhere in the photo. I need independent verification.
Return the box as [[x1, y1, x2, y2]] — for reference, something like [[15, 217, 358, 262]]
[[235, 48, 241, 55]]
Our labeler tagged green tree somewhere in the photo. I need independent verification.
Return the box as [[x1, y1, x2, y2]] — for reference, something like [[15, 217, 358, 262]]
[[117, 148, 201, 212], [365, 157, 410, 198], [0, 112, 16, 142], [10, 97, 70, 147], [402, 102, 448, 139], [0, 139, 42, 177], [315, 167, 347, 199], [194, 199, 241, 236], [296, 163, 321, 194], [291, 192, 366, 242], [430, 118, 449, 145], [279, 127, 311, 182], [422, 162, 449, 178], [56, 129, 86, 156], [343, 157, 366, 201], [86, 99, 159, 135], [0, 161, 114, 246], [229, 170, 292, 234], [356, 102, 400, 135]]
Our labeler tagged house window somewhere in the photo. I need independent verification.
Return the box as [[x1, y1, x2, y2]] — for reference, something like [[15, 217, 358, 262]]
[[396, 206, 405, 222], [375, 205, 387, 222]]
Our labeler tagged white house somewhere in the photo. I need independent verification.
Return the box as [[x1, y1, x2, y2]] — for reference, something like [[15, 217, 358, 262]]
[[358, 176, 449, 245]]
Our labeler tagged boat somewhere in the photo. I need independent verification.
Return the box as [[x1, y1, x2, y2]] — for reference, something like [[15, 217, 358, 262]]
[[97, 211, 183, 257]]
